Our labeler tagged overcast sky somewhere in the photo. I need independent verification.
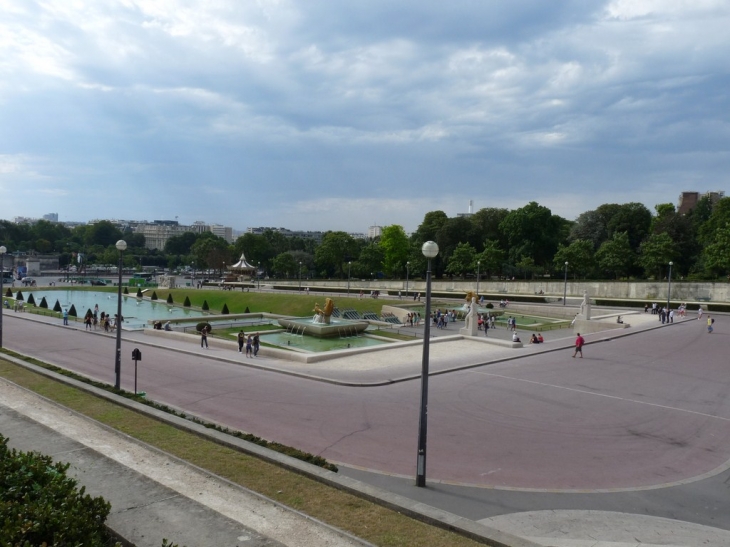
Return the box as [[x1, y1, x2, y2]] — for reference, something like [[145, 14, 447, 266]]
[[1, 1, 728, 233]]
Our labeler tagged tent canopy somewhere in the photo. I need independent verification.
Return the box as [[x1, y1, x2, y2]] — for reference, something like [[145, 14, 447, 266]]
[[228, 252, 256, 272]]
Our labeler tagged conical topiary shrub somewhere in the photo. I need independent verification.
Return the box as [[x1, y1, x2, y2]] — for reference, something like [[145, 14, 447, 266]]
[[26, 294, 36, 306], [166, 293, 173, 304], [151, 291, 158, 300], [53, 300, 62, 312], [16, 291, 23, 301], [123, 287, 129, 295], [183, 296, 191, 307], [68, 304, 77, 317], [5, 288, 11, 297], [244, 306, 250, 314], [136, 289, 142, 297], [202, 300, 209, 311], [221, 303, 229, 314], [39, 296, 48, 308]]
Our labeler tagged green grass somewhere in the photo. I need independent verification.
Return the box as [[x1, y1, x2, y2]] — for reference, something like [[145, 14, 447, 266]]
[[0, 357, 487, 547]]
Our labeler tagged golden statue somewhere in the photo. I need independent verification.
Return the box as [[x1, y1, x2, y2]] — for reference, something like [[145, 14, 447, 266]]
[[465, 291, 478, 303], [313, 298, 335, 324]]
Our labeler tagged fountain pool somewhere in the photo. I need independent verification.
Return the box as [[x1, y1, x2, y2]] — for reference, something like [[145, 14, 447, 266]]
[[261, 331, 390, 352]]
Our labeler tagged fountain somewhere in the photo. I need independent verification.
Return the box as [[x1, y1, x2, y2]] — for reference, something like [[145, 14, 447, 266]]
[[277, 297, 369, 339]]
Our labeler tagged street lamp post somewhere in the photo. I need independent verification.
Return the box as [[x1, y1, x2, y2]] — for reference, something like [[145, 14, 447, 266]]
[[416, 241, 439, 488], [347, 261, 352, 295], [406, 261, 410, 299], [563, 261, 569, 306], [257, 262, 261, 290], [667, 261, 673, 312], [476, 260, 481, 298], [0, 246, 6, 348], [114, 240, 127, 390], [298, 261, 302, 292]]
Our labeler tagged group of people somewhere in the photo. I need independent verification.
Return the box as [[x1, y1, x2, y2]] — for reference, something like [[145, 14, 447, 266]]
[[498, 299, 510, 308], [529, 333, 545, 344], [476, 313, 496, 330], [404, 312, 421, 326], [236, 330, 260, 357], [431, 308, 455, 328], [81, 304, 121, 332], [152, 320, 172, 331]]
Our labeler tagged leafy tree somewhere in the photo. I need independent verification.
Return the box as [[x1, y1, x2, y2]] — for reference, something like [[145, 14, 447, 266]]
[[445, 242, 476, 278], [272, 252, 299, 278], [164, 232, 200, 255], [475, 239, 506, 279], [553, 240, 594, 279], [702, 223, 730, 277], [470, 208, 510, 250], [638, 233, 677, 278], [357, 243, 385, 277], [606, 202, 652, 250], [651, 203, 697, 276], [436, 217, 476, 266], [570, 209, 611, 250], [315, 231, 359, 278], [516, 256, 537, 279], [412, 210, 448, 244], [698, 197, 730, 247], [379, 225, 410, 277], [190, 233, 231, 272], [595, 232, 634, 279], [85, 220, 123, 247], [499, 202, 567, 269]]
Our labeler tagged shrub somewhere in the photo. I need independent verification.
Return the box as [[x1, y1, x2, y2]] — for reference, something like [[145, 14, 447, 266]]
[[0, 434, 114, 546], [183, 296, 191, 307], [26, 294, 36, 306], [15, 291, 23, 301], [39, 296, 48, 308], [151, 291, 158, 300], [486, 303, 494, 309], [123, 287, 129, 295], [53, 300, 62, 312], [167, 293, 173, 304], [136, 289, 143, 297], [202, 300, 209, 311], [221, 303, 229, 314], [68, 304, 77, 317], [4, 288, 10, 297], [195, 322, 211, 333], [244, 306, 250, 314]]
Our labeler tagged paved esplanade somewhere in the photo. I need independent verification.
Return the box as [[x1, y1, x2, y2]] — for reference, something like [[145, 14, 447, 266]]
[[3, 309, 730, 546]]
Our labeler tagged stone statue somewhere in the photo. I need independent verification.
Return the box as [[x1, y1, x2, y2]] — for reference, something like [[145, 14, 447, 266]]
[[460, 297, 479, 336], [313, 298, 335, 324], [579, 291, 591, 320], [464, 290, 478, 303]]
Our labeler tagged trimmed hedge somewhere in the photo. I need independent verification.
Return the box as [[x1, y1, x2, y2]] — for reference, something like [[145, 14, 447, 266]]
[[151, 291, 158, 301], [39, 297, 48, 309], [26, 294, 36, 306], [0, 434, 115, 546], [53, 300, 62, 313], [183, 296, 191, 307], [202, 300, 209, 311], [166, 294, 173, 304], [68, 304, 77, 317], [15, 291, 23, 301], [221, 303, 229, 314]]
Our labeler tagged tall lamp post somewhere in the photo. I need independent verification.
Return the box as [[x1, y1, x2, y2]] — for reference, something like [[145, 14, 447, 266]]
[[416, 240, 439, 488], [347, 261, 352, 295], [298, 261, 302, 292], [476, 260, 481, 298], [0, 246, 6, 348], [406, 261, 410, 298], [563, 261, 569, 306], [257, 261, 261, 290], [114, 240, 127, 390], [667, 261, 673, 311]]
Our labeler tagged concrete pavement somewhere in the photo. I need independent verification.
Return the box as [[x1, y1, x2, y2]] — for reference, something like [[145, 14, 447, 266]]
[[2, 305, 729, 546]]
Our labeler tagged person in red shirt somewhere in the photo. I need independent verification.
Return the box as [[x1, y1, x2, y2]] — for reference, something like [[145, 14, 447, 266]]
[[573, 333, 585, 358]]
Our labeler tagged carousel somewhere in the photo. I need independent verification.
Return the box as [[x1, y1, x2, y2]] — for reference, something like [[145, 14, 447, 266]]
[[227, 251, 257, 280]]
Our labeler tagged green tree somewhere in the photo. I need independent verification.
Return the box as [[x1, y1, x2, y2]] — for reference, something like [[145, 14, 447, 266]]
[[702, 223, 730, 277], [271, 252, 299, 278], [357, 243, 384, 277], [553, 240, 595, 279], [412, 210, 449, 244], [470, 208, 510, 250], [315, 231, 358, 278], [445, 242, 476, 278], [595, 232, 634, 279], [638, 233, 677, 278], [85, 220, 123, 247], [164, 232, 200, 255], [379, 225, 410, 277], [475, 239, 506, 279], [606, 202, 652, 251], [499, 202, 567, 269]]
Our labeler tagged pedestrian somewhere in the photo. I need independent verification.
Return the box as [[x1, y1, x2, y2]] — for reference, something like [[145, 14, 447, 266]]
[[398, 290, 401, 299], [62, 308, 69, 326], [84, 312, 92, 330], [253, 332, 260, 356], [237, 330, 245, 353], [698, 306, 703, 320], [572, 332, 585, 358], [707, 315, 714, 333], [245, 334, 253, 357], [200, 324, 209, 348]]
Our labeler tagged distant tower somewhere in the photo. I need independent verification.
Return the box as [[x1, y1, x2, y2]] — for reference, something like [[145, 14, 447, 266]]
[[457, 200, 475, 218]]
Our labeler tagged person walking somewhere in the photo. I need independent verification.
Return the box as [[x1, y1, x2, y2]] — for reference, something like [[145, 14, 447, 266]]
[[237, 330, 245, 353], [245, 334, 253, 358], [707, 315, 714, 333], [572, 332, 585, 358], [253, 332, 260, 357], [698, 306, 704, 320], [200, 324, 209, 349]]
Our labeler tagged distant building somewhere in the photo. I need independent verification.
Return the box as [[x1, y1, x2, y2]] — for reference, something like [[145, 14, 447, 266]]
[[368, 225, 382, 239], [42, 213, 59, 222], [677, 191, 725, 215], [208, 224, 233, 243], [457, 200, 475, 219], [246, 227, 325, 242], [133, 221, 189, 250]]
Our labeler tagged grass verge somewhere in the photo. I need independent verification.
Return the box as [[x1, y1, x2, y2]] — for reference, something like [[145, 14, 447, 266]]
[[0, 356, 486, 547]]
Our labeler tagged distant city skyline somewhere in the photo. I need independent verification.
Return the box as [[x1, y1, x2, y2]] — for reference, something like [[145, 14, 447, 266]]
[[1, 2, 729, 232]]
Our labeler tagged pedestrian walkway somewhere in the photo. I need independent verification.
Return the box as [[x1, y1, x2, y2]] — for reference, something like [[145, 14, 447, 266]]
[[0, 378, 371, 547]]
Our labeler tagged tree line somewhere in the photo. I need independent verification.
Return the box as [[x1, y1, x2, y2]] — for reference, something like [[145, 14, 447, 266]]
[[1, 195, 729, 281]]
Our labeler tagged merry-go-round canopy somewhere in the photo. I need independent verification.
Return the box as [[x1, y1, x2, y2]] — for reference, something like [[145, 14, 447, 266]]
[[228, 252, 257, 273]]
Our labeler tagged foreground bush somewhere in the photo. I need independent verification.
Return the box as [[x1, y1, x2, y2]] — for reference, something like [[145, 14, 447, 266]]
[[0, 434, 116, 546]]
